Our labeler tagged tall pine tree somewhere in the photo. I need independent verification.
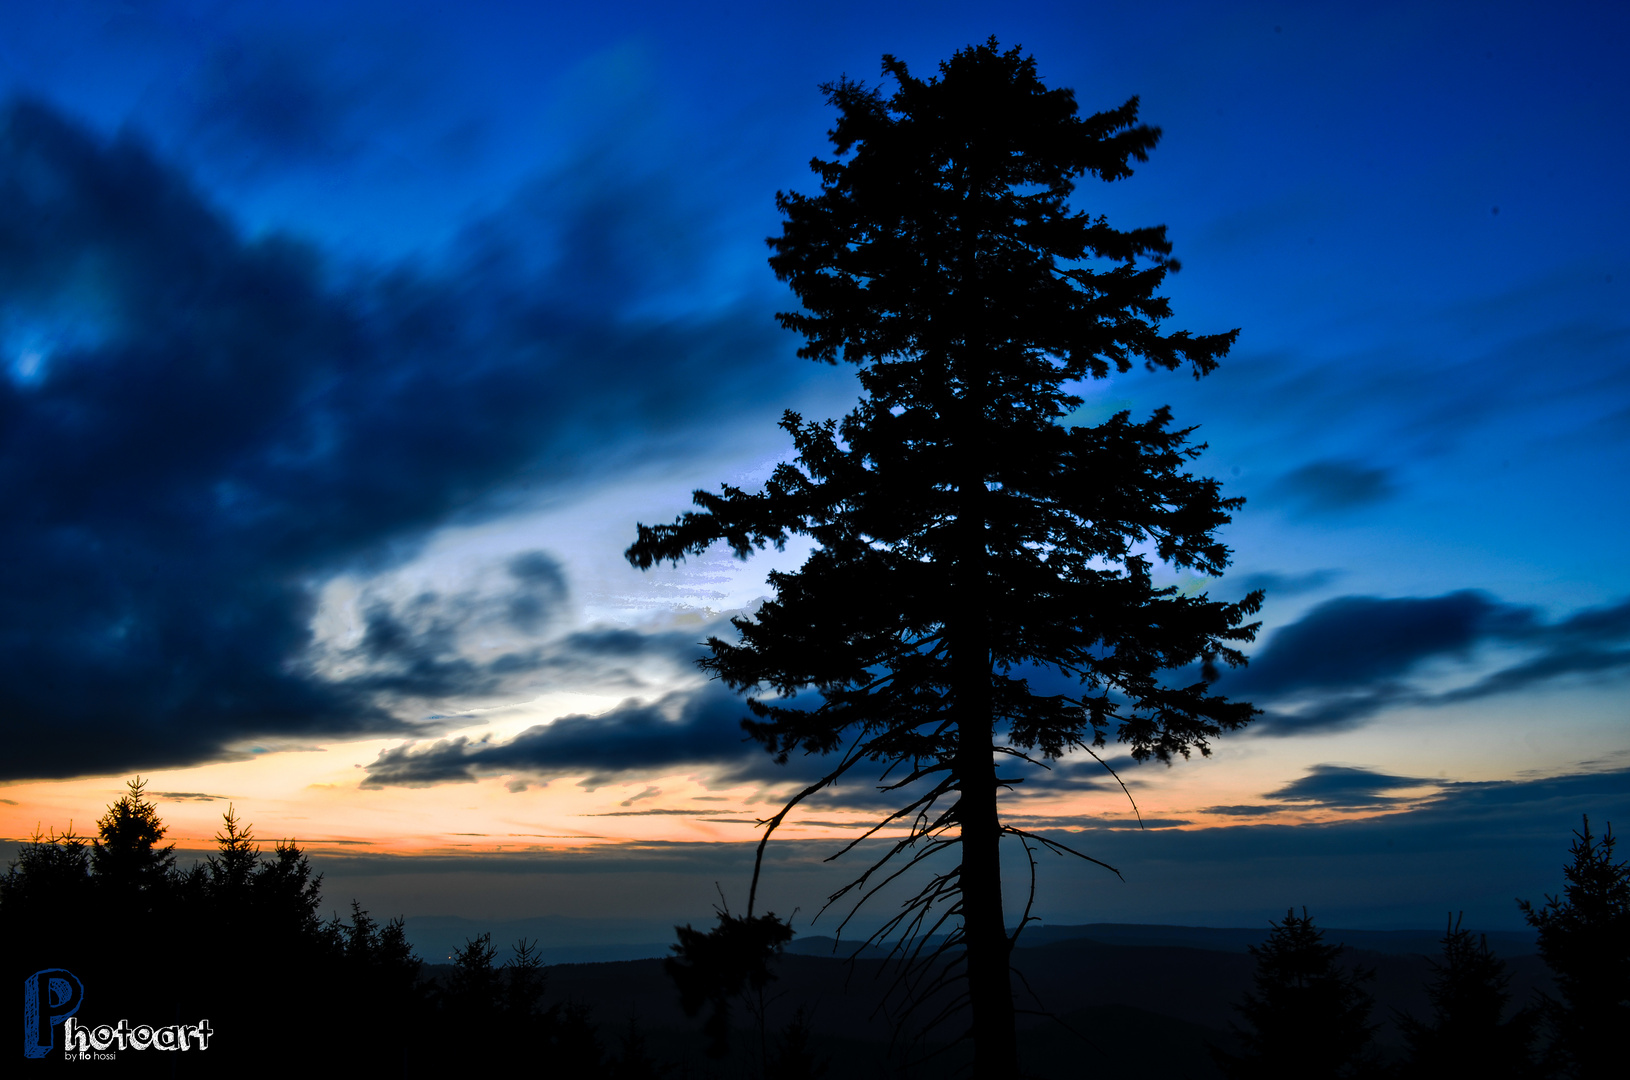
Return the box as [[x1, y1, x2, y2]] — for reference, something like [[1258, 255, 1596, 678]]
[[627, 40, 1260, 1071]]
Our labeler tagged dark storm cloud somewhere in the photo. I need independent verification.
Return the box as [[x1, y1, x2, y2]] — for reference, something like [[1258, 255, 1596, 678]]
[[0, 99, 803, 780], [1229, 592, 1630, 733], [1270, 459, 1396, 513], [1233, 592, 1519, 696]]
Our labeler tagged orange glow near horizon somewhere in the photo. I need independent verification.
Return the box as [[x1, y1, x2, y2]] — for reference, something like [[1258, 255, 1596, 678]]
[[1, 717, 1523, 864]]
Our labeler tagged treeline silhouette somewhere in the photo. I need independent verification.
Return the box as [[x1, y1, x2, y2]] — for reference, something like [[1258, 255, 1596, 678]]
[[4, 784, 1624, 1078], [1213, 816, 1625, 1080], [1, 779, 662, 1077]]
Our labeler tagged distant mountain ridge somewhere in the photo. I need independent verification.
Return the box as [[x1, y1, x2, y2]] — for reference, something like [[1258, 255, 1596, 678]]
[[1013, 921, 1540, 956], [412, 927, 1554, 1076], [400, 915, 1539, 966]]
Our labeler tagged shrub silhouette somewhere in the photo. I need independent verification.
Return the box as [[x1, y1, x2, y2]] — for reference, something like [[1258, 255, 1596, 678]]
[[666, 906, 795, 1060]]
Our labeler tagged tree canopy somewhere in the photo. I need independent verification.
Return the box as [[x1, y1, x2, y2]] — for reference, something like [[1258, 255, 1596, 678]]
[[628, 39, 1260, 1071]]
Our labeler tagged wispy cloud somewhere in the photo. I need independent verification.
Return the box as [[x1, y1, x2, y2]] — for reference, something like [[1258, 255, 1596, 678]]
[[1269, 459, 1396, 514], [360, 684, 802, 790], [1224, 592, 1630, 733], [1261, 764, 1438, 808]]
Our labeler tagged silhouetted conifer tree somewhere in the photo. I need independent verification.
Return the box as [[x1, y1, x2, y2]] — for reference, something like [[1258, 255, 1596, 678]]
[[553, 1001, 610, 1077], [667, 908, 794, 1059], [206, 804, 260, 896], [92, 776, 175, 907], [609, 1016, 666, 1080], [254, 836, 327, 941], [0, 824, 98, 992], [504, 936, 549, 1024], [1518, 815, 1629, 1080], [1, 783, 517, 1077], [0, 824, 91, 916], [767, 1006, 829, 1080], [1396, 913, 1539, 1078], [1212, 908, 1377, 1080], [332, 898, 424, 992], [627, 40, 1258, 1074], [448, 931, 503, 1011]]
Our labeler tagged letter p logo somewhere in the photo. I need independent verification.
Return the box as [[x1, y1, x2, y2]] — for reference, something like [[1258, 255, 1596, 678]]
[[22, 969, 82, 1059]]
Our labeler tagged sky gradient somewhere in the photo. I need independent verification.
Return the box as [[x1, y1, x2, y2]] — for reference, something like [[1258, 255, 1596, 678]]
[[1, 1, 1626, 938]]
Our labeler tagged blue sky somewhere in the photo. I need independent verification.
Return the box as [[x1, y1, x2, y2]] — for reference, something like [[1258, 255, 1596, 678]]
[[0, 1, 1625, 934]]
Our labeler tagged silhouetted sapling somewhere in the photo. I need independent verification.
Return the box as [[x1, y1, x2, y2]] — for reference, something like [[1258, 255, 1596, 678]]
[[768, 1006, 830, 1080], [1212, 907, 1378, 1080], [1396, 912, 1539, 1079]]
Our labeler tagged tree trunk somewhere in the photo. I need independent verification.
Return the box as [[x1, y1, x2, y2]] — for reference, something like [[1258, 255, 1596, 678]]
[[950, 185, 1017, 1071], [952, 419, 1017, 1072], [958, 712, 1018, 1073]]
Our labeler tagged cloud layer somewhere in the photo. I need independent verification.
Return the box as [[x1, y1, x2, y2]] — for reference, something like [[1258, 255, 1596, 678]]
[[353, 584, 1630, 795], [1226, 591, 1630, 733], [0, 99, 802, 780]]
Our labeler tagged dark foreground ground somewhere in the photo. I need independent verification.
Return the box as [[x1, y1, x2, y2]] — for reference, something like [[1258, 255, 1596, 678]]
[[420, 925, 1551, 1079]]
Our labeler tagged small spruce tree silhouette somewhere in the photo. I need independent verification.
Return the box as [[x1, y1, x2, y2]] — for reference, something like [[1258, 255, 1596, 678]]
[[447, 931, 503, 1013], [1212, 907, 1377, 1080], [1518, 815, 1629, 1080], [767, 1006, 829, 1080], [503, 937, 549, 1025], [0, 824, 91, 914], [1396, 912, 1539, 1078], [206, 804, 260, 898], [92, 776, 176, 904], [609, 1016, 666, 1080], [252, 836, 326, 941]]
